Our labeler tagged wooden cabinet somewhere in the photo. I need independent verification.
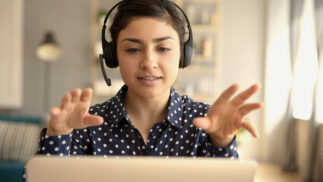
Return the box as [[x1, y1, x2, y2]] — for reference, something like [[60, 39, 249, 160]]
[[90, 0, 222, 104]]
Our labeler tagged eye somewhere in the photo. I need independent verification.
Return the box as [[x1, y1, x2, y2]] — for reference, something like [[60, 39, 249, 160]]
[[126, 48, 141, 53], [157, 47, 171, 52]]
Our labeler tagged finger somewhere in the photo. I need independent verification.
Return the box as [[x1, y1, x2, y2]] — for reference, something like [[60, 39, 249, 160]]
[[193, 117, 211, 131], [238, 103, 263, 116], [217, 84, 239, 102], [231, 84, 260, 107], [77, 107, 90, 119], [71, 88, 82, 102], [80, 88, 93, 102], [61, 92, 71, 109], [241, 120, 258, 138], [84, 115, 104, 126], [49, 107, 61, 120]]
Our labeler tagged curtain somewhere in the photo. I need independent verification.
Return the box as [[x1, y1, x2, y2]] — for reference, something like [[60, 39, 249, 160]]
[[309, 0, 323, 181], [282, 0, 323, 181], [282, 0, 303, 172]]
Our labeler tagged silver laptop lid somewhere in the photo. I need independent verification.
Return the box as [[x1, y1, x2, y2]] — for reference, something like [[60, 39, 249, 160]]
[[26, 156, 257, 182]]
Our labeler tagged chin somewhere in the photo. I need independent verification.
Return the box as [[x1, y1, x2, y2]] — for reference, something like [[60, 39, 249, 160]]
[[131, 84, 171, 98]]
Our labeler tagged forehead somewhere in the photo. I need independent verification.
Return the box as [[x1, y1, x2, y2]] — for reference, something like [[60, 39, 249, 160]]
[[117, 17, 179, 41]]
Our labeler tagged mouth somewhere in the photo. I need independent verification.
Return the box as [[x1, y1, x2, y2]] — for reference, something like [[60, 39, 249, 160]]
[[137, 75, 162, 86], [137, 75, 162, 80]]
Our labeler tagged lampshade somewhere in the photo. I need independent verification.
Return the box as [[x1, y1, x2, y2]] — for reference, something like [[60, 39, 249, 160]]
[[36, 31, 62, 61]]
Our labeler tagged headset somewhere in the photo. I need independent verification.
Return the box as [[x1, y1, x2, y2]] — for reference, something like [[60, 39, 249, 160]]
[[99, 0, 193, 86]]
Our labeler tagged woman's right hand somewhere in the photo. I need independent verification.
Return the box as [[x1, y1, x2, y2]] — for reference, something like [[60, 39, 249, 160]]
[[46, 88, 103, 136]]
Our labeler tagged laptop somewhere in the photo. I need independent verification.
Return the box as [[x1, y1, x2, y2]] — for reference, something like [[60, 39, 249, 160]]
[[26, 156, 257, 182]]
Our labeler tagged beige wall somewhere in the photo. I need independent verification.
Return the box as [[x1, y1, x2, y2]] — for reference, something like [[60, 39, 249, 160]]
[[221, 0, 266, 160], [21, 0, 91, 116], [14, 0, 270, 162]]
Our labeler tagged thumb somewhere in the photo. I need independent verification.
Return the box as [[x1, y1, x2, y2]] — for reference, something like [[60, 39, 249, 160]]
[[193, 117, 211, 131], [50, 106, 61, 117], [241, 120, 258, 138], [84, 115, 104, 127]]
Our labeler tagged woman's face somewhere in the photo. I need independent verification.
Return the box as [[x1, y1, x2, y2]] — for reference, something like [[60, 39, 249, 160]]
[[117, 17, 181, 99]]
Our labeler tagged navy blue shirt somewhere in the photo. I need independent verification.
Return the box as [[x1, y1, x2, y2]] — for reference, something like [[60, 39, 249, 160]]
[[37, 85, 238, 157]]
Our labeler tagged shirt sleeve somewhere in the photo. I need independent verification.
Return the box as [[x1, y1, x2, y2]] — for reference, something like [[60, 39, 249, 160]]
[[197, 130, 239, 158], [23, 127, 93, 181], [37, 128, 93, 156]]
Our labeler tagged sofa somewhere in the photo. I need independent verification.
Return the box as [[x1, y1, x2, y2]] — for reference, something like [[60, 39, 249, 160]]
[[0, 115, 42, 182]]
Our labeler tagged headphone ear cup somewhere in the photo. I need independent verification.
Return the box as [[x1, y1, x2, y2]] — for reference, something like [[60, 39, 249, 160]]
[[104, 42, 118, 68], [102, 44, 110, 67], [181, 42, 193, 68], [111, 42, 118, 67]]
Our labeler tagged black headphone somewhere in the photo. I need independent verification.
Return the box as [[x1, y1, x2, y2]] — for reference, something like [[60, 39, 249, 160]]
[[99, 0, 193, 86]]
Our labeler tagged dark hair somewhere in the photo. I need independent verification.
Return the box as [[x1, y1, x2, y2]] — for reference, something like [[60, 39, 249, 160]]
[[110, 0, 186, 62]]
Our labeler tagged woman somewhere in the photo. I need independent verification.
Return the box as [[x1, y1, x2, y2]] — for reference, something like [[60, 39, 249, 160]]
[[38, 0, 262, 158]]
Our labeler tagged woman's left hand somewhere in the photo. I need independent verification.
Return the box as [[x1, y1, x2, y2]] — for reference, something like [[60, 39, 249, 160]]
[[193, 84, 263, 147]]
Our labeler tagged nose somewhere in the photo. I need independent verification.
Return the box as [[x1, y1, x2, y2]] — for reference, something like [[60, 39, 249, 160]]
[[140, 48, 158, 70]]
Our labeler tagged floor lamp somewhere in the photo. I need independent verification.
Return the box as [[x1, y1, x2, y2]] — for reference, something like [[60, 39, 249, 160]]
[[36, 31, 62, 116]]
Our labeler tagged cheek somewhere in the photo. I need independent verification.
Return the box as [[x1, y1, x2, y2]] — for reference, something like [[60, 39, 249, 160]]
[[171, 66, 179, 79], [164, 45, 181, 65], [118, 63, 133, 86], [116, 47, 124, 65], [117, 49, 136, 69], [117, 53, 135, 82], [170, 51, 181, 70], [161, 48, 180, 78], [162, 57, 179, 79]]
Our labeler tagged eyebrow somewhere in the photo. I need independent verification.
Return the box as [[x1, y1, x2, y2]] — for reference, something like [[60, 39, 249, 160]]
[[121, 36, 174, 43]]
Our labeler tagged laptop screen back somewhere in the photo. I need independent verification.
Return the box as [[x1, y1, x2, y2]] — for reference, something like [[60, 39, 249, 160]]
[[26, 156, 257, 182]]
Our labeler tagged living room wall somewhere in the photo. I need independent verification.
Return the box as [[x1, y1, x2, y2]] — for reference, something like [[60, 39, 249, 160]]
[[221, 0, 265, 161], [21, 0, 91, 116], [7, 0, 266, 161]]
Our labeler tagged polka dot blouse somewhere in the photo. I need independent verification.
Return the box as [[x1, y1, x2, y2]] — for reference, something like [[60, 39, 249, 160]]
[[37, 85, 238, 158]]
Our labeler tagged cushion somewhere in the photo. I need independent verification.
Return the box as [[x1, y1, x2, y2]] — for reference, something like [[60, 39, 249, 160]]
[[0, 161, 24, 182], [0, 120, 41, 162], [0, 115, 41, 124]]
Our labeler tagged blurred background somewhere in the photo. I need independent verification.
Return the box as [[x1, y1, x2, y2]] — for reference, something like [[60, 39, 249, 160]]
[[0, 0, 322, 181]]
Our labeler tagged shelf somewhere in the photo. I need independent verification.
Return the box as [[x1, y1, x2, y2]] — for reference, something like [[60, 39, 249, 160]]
[[192, 54, 214, 62], [181, 65, 215, 73], [178, 92, 217, 105], [175, 0, 221, 4], [192, 24, 218, 32], [191, 93, 217, 103]]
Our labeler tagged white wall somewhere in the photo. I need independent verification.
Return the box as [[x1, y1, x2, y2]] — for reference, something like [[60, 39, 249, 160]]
[[221, 0, 266, 160]]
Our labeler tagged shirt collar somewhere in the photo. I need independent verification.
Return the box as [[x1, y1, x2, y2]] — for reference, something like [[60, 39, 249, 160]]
[[108, 85, 183, 128], [107, 85, 130, 126], [165, 87, 183, 128]]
